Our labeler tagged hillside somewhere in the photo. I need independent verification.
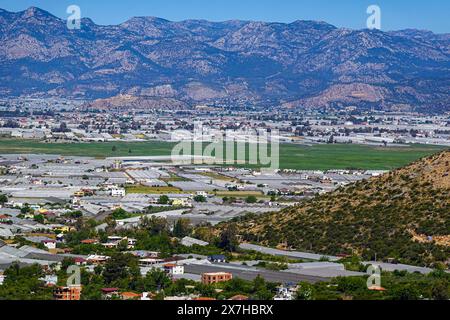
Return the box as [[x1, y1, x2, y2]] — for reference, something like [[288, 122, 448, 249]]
[[1, 7, 449, 112], [226, 150, 450, 267]]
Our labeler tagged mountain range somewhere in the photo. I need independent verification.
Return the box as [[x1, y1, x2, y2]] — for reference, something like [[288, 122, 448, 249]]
[[221, 150, 450, 267], [0, 7, 449, 112]]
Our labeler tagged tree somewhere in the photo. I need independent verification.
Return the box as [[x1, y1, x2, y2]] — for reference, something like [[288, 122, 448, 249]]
[[219, 223, 239, 252], [173, 218, 192, 238], [193, 195, 207, 203], [117, 239, 129, 251], [111, 208, 129, 220], [158, 195, 170, 205], [431, 281, 449, 300], [252, 275, 273, 300], [0, 193, 8, 204], [112, 145, 117, 152], [103, 253, 136, 285], [390, 283, 420, 300], [33, 214, 45, 224], [67, 210, 83, 218], [143, 268, 172, 292], [245, 195, 257, 204], [20, 204, 32, 214], [141, 216, 169, 236], [296, 282, 314, 300], [0, 263, 53, 300]]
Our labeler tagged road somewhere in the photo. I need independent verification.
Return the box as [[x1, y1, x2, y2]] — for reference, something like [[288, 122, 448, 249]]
[[184, 263, 330, 284], [239, 243, 340, 261]]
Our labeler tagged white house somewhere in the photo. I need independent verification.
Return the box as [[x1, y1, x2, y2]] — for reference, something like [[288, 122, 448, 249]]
[[196, 191, 208, 198], [164, 263, 184, 275], [42, 240, 56, 250], [111, 188, 126, 197], [127, 237, 137, 249], [139, 258, 165, 267]]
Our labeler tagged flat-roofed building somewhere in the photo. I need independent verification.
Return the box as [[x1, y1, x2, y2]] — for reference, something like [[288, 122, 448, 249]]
[[201, 272, 232, 285], [54, 285, 82, 300]]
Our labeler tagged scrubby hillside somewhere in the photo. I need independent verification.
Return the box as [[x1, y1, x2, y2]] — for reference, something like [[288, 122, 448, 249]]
[[228, 150, 450, 267]]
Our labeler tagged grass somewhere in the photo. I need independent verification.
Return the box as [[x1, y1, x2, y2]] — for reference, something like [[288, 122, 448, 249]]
[[278, 143, 447, 170], [0, 138, 446, 170], [161, 172, 191, 182], [124, 185, 182, 194], [198, 171, 235, 181], [213, 190, 264, 197]]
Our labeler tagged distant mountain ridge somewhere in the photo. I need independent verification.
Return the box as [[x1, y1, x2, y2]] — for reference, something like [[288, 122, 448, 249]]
[[0, 7, 449, 112]]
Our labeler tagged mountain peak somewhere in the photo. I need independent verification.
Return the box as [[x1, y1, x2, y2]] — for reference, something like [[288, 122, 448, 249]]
[[21, 6, 54, 18], [0, 6, 448, 112], [290, 19, 336, 30]]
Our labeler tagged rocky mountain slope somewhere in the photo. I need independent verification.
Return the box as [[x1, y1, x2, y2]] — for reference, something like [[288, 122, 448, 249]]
[[1, 7, 449, 112], [224, 150, 450, 267]]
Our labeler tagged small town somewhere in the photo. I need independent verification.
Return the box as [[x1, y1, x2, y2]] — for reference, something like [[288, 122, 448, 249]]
[[0, 104, 447, 300], [1, 98, 449, 147]]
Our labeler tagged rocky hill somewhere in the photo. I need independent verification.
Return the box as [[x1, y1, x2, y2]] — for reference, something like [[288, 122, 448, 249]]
[[225, 150, 450, 267], [1, 7, 449, 112]]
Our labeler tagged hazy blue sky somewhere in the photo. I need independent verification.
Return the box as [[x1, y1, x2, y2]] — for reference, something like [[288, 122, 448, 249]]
[[0, 0, 448, 33]]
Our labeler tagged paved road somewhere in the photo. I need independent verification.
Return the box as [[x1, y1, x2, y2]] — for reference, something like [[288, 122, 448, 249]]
[[184, 263, 330, 284], [239, 243, 340, 262]]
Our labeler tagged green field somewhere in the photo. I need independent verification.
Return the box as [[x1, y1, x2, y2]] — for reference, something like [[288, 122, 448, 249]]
[[124, 185, 183, 194], [0, 139, 446, 170]]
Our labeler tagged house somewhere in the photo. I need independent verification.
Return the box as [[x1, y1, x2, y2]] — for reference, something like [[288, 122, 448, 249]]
[[208, 254, 226, 263], [101, 288, 120, 299], [54, 285, 82, 300], [228, 295, 249, 301], [172, 198, 190, 207], [56, 233, 65, 242], [195, 191, 208, 197], [141, 292, 154, 300], [101, 236, 122, 248], [127, 238, 137, 249], [139, 258, 165, 267], [273, 285, 298, 300], [54, 226, 71, 233], [74, 257, 87, 266], [42, 240, 56, 250], [368, 286, 387, 292], [41, 275, 58, 286], [163, 263, 184, 275], [102, 242, 118, 249], [74, 191, 85, 197], [86, 254, 110, 265], [121, 292, 141, 300], [130, 250, 159, 258], [111, 188, 126, 197], [201, 272, 232, 285], [81, 239, 99, 245], [102, 236, 136, 249]]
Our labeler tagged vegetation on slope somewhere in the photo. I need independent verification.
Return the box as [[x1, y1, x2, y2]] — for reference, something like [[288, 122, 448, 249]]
[[227, 150, 450, 267]]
